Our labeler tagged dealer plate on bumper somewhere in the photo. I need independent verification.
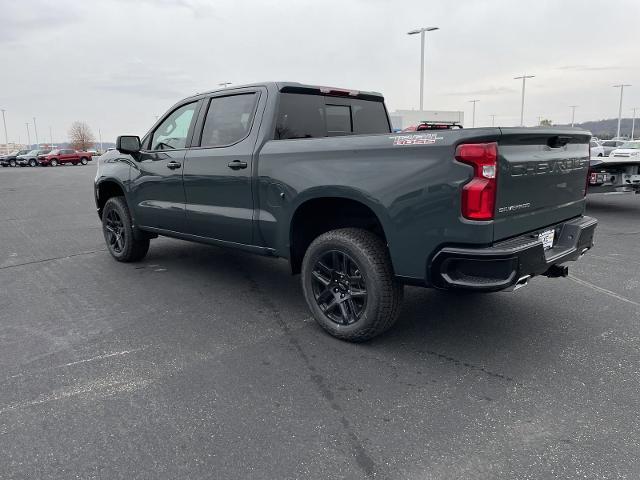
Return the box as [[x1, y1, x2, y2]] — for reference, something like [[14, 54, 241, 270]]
[[539, 229, 555, 250]]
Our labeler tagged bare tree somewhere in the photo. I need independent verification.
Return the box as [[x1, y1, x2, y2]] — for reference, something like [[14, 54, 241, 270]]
[[68, 121, 95, 151]]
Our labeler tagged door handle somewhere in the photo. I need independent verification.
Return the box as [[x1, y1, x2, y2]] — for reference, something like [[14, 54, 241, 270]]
[[227, 160, 248, 170], [166, 161, 182, 170]]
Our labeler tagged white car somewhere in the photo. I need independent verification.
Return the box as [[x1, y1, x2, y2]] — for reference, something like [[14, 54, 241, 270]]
[[590, 139, 605, 157], [609, 141, 640, 161]]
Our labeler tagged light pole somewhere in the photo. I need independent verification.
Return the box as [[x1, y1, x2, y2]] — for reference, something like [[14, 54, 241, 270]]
[[613, 84, 631, 139], [490, 114, 496, 127], [407, 26, 439, 111], [514, 74, 535, 126], [49, 126, 53, 146], [631, 107, 638, 140], [219, 82, 232, 88], [99, 128, 103, 152], [25, 122, 31, 149], [1, 109, 8, 154], [33, 117, 39, 147], [469, 100, 479, 128], [569, 105, 578, 127]]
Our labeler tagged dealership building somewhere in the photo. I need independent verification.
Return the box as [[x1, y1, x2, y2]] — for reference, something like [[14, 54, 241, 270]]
[[388, 109, 464, 131]]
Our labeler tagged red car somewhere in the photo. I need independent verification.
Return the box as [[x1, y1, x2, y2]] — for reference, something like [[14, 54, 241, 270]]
[[39, 149, 92, 166]]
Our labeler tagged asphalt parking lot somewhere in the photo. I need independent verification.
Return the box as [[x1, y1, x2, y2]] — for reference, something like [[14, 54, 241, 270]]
[[1, 164, 639, 479]]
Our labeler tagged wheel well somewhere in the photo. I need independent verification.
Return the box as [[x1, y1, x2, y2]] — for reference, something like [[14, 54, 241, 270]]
[[97, 181, 125, 218], [289, 197, 387, 274]]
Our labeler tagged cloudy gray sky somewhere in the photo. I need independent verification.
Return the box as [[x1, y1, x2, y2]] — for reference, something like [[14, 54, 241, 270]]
[[1, 0, 639, 144]]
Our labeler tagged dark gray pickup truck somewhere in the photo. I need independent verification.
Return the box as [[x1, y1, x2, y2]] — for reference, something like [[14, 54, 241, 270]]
[[95, 81, 597, 341]]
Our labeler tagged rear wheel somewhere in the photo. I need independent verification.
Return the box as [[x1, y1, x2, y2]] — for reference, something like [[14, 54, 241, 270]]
[[9, 159, 16, 167], [50, 159, 58, 166], [29, 159, 37, 167], [301, 228, 403, 342], [80, 157, 88, 165], [102, 196, 150, 262]]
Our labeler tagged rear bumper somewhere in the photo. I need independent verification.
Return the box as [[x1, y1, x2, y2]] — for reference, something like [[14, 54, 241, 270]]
[[429, 216, 597, 291]]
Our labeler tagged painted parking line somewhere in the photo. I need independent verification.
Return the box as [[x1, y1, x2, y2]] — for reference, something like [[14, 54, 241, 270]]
[[569, 274, 640, 308]]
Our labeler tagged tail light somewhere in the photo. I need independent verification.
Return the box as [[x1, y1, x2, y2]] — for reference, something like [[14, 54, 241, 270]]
[[455, 142, 498, 220]]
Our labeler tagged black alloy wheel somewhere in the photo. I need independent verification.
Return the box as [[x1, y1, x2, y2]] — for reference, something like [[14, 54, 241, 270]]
[[310, 250, 367, 326], [101, 196, 150, 262], [301, 228, 403, 342], [104, 208, 125, 254]]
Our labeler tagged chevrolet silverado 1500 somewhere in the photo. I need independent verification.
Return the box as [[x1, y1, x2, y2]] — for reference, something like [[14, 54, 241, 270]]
[[95, 82, 597, 341]]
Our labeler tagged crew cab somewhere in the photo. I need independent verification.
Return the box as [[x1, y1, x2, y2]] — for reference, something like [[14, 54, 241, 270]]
[[17, 149, 50, 167], [39, 149, 92, 166], [1, 149, 31, 167], [95, 82, 597, 342]]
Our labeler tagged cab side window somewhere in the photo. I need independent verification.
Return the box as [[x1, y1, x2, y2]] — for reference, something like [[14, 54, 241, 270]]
[[151, 102, 197, 151], [200, 93, 258, 148]]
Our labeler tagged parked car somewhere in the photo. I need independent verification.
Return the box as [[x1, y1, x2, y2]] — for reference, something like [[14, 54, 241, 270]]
[[601, 139, 625, 156], [17, 149, 50, 167], [609, 140, 640, 159], [39, 149, 92, 166], [590, 139, 605, 157], [95, 81, 597, 342], [0, 149, 31, 167]]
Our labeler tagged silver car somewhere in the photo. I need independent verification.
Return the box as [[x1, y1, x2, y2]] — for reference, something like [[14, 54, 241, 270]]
[[601, 140, 625, 156]]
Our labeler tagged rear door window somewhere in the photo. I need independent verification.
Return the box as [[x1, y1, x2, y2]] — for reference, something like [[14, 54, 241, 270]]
[[200, 93, 258, 148]]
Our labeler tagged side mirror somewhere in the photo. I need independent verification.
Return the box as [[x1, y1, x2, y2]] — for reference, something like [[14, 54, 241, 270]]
[[116, 135, 141, 154]]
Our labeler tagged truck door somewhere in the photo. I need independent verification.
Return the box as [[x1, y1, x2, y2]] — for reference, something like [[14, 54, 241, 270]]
[[129, 101, 200, 233], [182, 89, 264, 245]]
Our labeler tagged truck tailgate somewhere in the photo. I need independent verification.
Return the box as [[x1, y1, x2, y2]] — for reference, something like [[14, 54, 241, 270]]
[[494, 128, 590, 240]]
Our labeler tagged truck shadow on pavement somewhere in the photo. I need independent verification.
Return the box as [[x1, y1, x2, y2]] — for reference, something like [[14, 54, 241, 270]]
[[138, 238, 561, 381]]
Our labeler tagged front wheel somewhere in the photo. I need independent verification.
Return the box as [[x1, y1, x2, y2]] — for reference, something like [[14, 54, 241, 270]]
[[50, 159, 58, 167], [102, 196, 150, 262], [9, 159, 16, 167], [301, 228, 403, 342], [29, 159, 37, 167], [80, 157, 88, 165]]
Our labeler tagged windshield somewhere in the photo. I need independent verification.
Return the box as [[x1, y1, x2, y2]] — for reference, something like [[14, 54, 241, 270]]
[[26, 150, 39, 155], [48, 149, 59, 155], [620, 142, 640, 149]]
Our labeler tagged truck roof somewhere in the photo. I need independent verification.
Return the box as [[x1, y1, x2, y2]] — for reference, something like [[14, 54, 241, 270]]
[[190, 81, 385, 102]]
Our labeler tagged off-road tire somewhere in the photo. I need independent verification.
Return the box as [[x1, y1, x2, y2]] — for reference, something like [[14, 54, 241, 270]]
[[102, 196, 150, 262], [301, 228, 403, 342]]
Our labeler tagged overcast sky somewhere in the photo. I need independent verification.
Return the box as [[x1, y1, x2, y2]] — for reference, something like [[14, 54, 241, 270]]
[[1, 0, 639, 145]]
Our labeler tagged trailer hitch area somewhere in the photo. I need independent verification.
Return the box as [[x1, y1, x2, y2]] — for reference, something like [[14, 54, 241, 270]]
[[543, 264, 569, 278]]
